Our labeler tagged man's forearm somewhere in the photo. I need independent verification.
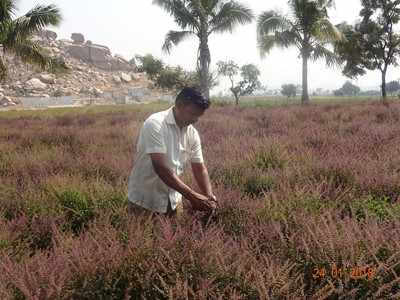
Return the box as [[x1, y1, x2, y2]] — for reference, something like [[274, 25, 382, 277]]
[[192, 164, 213, 196], [153, 164, 198, 200]]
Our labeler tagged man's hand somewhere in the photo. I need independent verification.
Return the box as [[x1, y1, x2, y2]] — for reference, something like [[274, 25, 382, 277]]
[[149, 154, 217, 213], [189, 192, 217, 212], [208, 194, 218, 208]]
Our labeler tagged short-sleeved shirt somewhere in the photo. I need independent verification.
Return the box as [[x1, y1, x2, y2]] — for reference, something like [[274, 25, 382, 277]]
[[128, 106, 204, 213]]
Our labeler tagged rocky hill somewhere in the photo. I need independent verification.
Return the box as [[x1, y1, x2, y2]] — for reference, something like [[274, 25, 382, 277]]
[[0, 30, 166, 108]]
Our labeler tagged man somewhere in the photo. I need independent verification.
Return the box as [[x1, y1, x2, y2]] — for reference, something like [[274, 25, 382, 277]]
[[128, 87, 217, 217]]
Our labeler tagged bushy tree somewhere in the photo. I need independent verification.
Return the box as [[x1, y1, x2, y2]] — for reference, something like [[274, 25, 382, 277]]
[[153, 0, 254, 98], [155, 66, 218, 91], [257, 0, 343, 104], [281, 84, 297, 98], [386, 80, 400, 96], [0, 1, 66, 79], [135, 54, 164, 80], [217, 60, 261, 105], [137, 57, 217, 92], [333, 81, 360, 96], [335, 0, 400, 101]]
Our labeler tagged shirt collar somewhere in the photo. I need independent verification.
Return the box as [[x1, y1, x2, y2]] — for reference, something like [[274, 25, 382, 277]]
[[166, 106, 177, 126], [166, 106, 190, 131]]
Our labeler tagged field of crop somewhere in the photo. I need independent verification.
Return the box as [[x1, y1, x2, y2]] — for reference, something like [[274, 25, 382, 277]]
[[0, 100, 399, 299]]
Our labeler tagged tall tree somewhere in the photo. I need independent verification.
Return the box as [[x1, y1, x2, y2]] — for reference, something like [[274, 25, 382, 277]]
[[335, 0, 400, 101], [0, 1, 65, 80], [153, 0, 253, 98], [257, 0, 343, 104], [217, 60, 261, 105]]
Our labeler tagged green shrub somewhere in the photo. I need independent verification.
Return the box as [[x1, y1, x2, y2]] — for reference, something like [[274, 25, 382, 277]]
[[209, 165, 244, 188], [54, 190, 96, 234], [213, 206, 250, 237], [0, 238, 9, 250], [252, 147, 288, 171], [353, 195, 400, 222], [313, 166, 355, 189], [256, 193, 327, 223], [243, 175, 275, 197]]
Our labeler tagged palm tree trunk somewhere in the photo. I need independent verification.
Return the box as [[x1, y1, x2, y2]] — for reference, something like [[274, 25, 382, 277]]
[[301, 52, 309, 104], [198, 24, 210, 99]]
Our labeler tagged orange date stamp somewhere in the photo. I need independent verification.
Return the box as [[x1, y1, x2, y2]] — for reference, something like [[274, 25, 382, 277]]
[[312, 263, 376, 281]]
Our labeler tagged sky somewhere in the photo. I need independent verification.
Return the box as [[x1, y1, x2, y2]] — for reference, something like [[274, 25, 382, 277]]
[[16, 0, 400, 95]]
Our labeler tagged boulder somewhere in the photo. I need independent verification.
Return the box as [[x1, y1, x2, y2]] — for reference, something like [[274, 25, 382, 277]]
[[131, 73, 140, 81], [39, 30, 58, 40], [91, 44, 111, 55], [71, 33, 85, 44], [25, 78, 47, 91], [112, 75, 121, 83], [39, 74, 56, 84], [67, 44, 90, 61], [92, 87, 103, 97], [90, 45, 111, 68], [110, 55, 134, 71], [0, 96, 16, 107], [59, 39, 73, 46], [67, 44, 112, 70], [120, 72, 132, 83]]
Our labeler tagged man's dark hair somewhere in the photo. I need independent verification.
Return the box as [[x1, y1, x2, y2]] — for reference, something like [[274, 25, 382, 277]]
[[176, 87, 210, 110]]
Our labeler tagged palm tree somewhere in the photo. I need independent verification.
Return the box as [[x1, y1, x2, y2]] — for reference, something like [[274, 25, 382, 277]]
[[153, 0, 253, 98], [257, 0, 343, 103], [0, 1, 64, 80]]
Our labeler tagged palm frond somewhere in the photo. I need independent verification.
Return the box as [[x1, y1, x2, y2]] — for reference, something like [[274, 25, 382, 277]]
[[258, 30, 300, 57], [0, 0, 16, 23], [209, 1, 254, 34], [256, 11, 293, 37], [310, 44, 341, 67], [153, 0, 200, 31], [7, 5, 61, 42], [312, 18, 344, 43], [162, 30, 195, 53], [7, 39, 68, 73], [201, 0, 219, 15], [11, 40, 48, 68], [291, 0, 325, 31]]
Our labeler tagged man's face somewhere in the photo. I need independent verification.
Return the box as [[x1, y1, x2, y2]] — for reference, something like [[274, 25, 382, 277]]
[[176, 103, 205, 127]]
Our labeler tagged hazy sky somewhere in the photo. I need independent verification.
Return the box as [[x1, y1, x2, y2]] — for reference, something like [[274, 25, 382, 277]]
[[17, 0, 400, 94]]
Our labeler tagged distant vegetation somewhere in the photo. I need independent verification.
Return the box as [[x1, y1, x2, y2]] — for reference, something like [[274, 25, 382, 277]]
[[281, 84, 297, 98], [148, 0, 400, 104], [216, 60, 261, 105], [257, 0, 343, 104], [153, 0, 253, 98], [335, 0, 400, 101], [134, 53, 217, 91], [333, 81, 360, 97]]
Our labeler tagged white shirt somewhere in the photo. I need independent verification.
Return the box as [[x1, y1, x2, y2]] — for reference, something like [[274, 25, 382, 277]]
[[128, 106, 204, 213]]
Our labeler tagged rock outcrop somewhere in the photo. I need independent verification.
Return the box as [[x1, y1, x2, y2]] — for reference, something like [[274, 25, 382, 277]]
[[0, 30, 169, 107]]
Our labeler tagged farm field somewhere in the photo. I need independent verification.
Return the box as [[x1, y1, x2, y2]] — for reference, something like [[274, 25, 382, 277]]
[[0, 100, 400, 299]]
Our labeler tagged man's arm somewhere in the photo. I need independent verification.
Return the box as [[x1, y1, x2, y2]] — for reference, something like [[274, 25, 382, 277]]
[[191, 162, 213, 196], [150, 153, 215, 211], [191, 162, 217, 206]]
